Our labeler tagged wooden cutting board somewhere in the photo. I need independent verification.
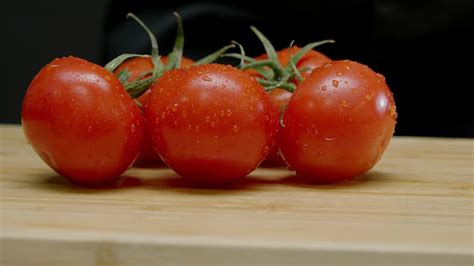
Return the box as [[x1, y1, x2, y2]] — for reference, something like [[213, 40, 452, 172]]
[[1, 124, 473, 266]]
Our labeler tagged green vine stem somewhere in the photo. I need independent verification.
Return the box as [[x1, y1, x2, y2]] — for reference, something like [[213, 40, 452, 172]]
[[287, 40, 303, 83], [166, 12, 185, 70], [284, 39, 335, 73], [193, 44, 236, 66], [105, 12, 238, 98], [104, 54, 148, 73], [224, 26, 334, 93], [126, 13, 163, 78]]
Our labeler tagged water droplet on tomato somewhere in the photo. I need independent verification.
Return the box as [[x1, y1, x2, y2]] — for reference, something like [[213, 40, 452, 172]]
[[340, 100, 349, 108], [332, 80, 339, 88], [365, 94, 373, 100], [226, 109, 232, 117], [321, 85, 327, 91], [171, 103, 178, 112], [323, 137, 336, 142], [376, 73, 386, 82], [232, 125, 239, 132], [263, 145, 270, 153], [336, 72, 343, 76], [351, 88, 358, 94], [390, 104, 398, 119], [202, 76, 212, 82], [309, 125, 319, 135]]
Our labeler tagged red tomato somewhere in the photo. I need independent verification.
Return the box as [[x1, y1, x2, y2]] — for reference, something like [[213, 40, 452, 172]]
[[278, 60, 397, 182], [145, 64, 279, 184], [22, 56, 144, 185], [114, 56, 194, 162]]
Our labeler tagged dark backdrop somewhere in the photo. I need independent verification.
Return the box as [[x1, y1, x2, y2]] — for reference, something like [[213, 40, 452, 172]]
[[3, 0, 473, 137]]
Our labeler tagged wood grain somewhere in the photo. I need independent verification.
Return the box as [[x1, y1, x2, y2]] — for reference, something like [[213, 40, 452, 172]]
[[1, 124, 473, 265]]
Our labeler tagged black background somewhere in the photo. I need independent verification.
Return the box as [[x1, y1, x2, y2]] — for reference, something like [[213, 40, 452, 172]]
[[3, 0, 473, 137]]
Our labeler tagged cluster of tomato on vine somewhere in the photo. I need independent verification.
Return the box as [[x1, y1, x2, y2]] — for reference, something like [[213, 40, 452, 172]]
[[22, 13, 397, 187]]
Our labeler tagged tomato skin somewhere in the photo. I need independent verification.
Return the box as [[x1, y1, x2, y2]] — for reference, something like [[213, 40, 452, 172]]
[[114, 56, 194, 162], [278, 60, 397, 182], [145, 64, 279, 184], [22, 56, 144, 185], [265, 88, 292, 164]]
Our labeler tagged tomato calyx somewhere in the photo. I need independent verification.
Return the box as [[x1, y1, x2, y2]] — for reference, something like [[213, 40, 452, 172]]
[[104, 12, 236, 99], [104, 13, 164, 98], [223, 27, 334, 93]]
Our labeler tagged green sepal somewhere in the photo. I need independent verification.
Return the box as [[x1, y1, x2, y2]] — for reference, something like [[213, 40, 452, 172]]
[[104, 54, 147, 73], [117, 69, 131, 84], [166, 12, 185, 70], [284, 39, 335, 73]]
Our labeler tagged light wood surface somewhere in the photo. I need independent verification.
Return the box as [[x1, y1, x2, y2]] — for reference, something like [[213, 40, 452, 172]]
[[1, 124, 473, 266]]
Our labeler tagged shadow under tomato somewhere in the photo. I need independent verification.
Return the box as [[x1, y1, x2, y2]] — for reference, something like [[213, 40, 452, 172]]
[[132, 160, 168, 169], [141, 174, 282, 195], [41, 172, 271, 195], [42, 174, 145, 193], [40, 168, 392, 195], [273, 170, 394, 189], [258, 161, 288, 169]]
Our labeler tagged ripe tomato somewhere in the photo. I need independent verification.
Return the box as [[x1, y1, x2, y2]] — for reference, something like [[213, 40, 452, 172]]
[[145, 64, 278, 184], [114, 56, 194, 162], [22, 56, 144, 185], [278, 60, 397, 182]]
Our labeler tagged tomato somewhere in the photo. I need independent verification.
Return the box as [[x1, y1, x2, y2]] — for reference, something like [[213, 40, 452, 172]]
[[278, 60, 397, 182], [114, 56, 194, 162], [145, 64, 279, 184], [22, 56, 144, 185]]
